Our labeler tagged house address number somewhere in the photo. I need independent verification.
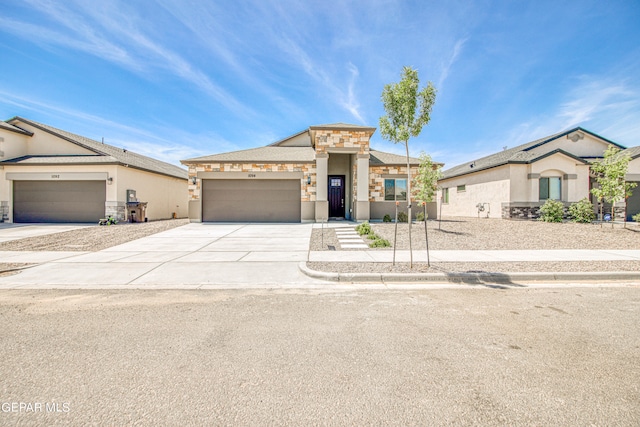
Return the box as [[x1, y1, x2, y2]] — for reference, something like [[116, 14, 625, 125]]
[[248, 173, 256, 178], [51, 174, 60, 179]]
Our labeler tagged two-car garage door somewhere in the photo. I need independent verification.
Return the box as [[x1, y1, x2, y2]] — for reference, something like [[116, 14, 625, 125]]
[[13, 181, 106, 223], [202, 179, 301, 222]]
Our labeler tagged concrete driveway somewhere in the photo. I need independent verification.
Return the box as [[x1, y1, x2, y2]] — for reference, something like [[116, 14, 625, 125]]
[[0, 223, 324, 288]]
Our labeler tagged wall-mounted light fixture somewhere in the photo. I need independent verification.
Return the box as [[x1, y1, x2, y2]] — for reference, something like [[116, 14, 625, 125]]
[[107, 177, 113, 185], [307, 175, 311, 185], [190, 176, 197, 185]]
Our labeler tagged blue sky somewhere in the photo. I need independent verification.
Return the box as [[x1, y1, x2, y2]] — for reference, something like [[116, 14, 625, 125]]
[[1, 0, 639, 169]]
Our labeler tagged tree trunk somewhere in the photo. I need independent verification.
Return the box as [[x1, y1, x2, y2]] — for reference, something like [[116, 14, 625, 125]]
[[405, 141, 412, 268]]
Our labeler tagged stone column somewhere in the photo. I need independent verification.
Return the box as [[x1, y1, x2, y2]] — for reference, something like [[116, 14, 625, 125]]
[[315, 153, 328, 221], [355, 154, 370, 221]]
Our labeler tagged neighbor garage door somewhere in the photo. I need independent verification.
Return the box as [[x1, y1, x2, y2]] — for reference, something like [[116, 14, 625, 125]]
[[627, 181, 640, 221], [13, 180, 106, 223], [202, 179, 301, 222]]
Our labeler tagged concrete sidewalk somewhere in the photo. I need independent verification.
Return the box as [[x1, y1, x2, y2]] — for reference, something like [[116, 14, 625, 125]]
[[0, 222, 638, 288]]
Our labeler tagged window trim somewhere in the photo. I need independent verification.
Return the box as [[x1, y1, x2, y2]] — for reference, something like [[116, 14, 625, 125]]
[[384, 178, 407, 201], [539, 176, 561, 201], [442, 188, 449, 204], [457, 184, 466, 193]]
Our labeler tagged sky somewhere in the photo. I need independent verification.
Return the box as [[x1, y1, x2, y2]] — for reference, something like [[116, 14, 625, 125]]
[[1, 0, 639, 170]]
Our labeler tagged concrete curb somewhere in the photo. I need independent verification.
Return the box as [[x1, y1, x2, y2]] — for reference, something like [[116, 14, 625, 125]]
[[298, 262, 640, 284]]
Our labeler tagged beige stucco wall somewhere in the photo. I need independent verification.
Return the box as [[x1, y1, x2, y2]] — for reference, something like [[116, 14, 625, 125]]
[[9, 120, 96, 156], [627, 156, 640, 178], [115, 166, 187, 220], [0, 129, 29, 161], [541, 133, 613, 158], [438, 166, 510, 218]]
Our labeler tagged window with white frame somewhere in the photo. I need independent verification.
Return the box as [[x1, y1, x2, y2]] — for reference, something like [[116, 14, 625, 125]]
[[539, 177, 561, 201], [384, 178, 407, 201]]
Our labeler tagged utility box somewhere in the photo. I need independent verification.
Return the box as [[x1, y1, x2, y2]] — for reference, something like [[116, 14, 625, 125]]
[[126, 189, 137, 203]]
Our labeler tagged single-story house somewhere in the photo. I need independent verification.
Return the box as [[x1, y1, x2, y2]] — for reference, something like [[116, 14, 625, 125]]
[[437, 127, 639, 220], [0, 117, 188, 223], [622, 146, 640, 220], [181, 123, 440, 223]]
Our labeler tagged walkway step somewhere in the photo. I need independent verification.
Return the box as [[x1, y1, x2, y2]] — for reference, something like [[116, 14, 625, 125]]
[[334, 227, 369, 249]]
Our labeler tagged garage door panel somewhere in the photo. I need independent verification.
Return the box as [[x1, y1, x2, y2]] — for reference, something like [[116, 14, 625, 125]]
[[202, 179, 300, 222], [13, 181, 106, 223]]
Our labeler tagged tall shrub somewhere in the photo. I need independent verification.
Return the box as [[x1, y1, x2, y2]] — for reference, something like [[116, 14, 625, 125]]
[[569, 198, 595, 223], [539, 199, 564, 223]]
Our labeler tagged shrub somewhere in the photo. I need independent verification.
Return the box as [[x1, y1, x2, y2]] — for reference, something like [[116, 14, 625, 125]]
[[383, 214, 392, 223], [568, 198, 595, 223], [367, 234, 377, 240], [356, 222, 372, 235], [539, 199, 565, 223], [369, 237, 391, 248], [416, 211, 425, 221], [397, 211, 408, 223], [633, 213, 640, 223]]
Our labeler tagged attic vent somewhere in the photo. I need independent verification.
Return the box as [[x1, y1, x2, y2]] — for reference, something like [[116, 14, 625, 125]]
[[469, 161, 476, 169], [567, 131, 584, 142]]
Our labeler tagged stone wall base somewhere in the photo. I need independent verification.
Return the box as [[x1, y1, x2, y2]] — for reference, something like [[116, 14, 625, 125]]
[[105, 201, 126, 222]]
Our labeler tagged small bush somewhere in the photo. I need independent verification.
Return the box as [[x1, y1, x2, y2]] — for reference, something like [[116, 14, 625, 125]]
[[539, 199, 565, 223], [633, 213, 640, 223], [383, 214, 392, 223], [397, 211, 408, 223], [569, 198, 595, 223], [369, 237, 391, 248], [356, 222, 372, 235], [367, 234, 377, 240], [416, 211, 425, 222]]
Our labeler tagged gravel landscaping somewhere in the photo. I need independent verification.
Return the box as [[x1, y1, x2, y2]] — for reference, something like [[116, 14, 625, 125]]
[[309, 218, 640, 274], [0, 217, 637, 276]]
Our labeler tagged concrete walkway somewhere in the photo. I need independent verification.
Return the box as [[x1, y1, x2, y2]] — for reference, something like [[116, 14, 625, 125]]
[[0, 223, 320, 289], [0, 222, 638, 288]]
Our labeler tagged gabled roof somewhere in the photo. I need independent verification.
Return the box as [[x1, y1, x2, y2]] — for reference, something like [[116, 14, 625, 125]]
[[5, 117, 187, 179], [1, 155, 118, 165], [441, 127, 625, 180], [620, 146, 640, 160], [182, 146, 316, 164], [370, 149, 420, 165], [0, 120, 33, 136], [309, 122, 376, 132]]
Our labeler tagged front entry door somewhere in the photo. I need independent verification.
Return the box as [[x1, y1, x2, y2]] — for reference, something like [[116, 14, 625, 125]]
[[328, 175, 345, 218]]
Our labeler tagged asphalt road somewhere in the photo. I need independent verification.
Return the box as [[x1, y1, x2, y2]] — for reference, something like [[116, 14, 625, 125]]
[[1, 287, 639, 426]]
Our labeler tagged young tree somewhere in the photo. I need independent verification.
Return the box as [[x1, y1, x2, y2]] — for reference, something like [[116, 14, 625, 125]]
[[413, 152, 442, 207], [412, 152, 443, 266], [590, 146, 637, 227], [379, 66, 437, 267]]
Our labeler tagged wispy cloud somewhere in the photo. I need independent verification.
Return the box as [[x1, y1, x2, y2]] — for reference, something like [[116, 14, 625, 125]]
[[438, 38, 467, 90], [1, 0, 254, 118]]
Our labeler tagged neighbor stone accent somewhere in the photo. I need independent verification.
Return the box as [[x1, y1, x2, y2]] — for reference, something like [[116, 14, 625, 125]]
[[0, 201, 8, 222], [105, 201, 126, 222]]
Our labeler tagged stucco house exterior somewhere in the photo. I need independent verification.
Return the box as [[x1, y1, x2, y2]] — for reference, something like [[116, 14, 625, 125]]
[[0, 117, 188, 223], [622, 146, 640, 220], [181, 123, 438, 223], [437, 127, 638, 220]]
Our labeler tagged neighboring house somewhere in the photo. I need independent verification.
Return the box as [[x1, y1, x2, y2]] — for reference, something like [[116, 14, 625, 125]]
[[181, 123, 440, 222], [437, 127, 633, 220], [622, 146, 640, 220], [0, 117, 188, 223]]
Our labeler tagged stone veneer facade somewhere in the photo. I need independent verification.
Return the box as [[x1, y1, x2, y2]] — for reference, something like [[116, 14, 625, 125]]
[[368, 165, 419, 202], [187, 162, 316, 202], [313, 130, 370, 155]]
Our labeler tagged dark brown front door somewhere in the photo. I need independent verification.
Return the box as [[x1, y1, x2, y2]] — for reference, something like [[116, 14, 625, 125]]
[[328, 175, 345, 218]]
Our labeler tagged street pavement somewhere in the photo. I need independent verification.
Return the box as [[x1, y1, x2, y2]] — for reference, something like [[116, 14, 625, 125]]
[[1, 287, 638, 425], [0, 222, 638, 288]]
